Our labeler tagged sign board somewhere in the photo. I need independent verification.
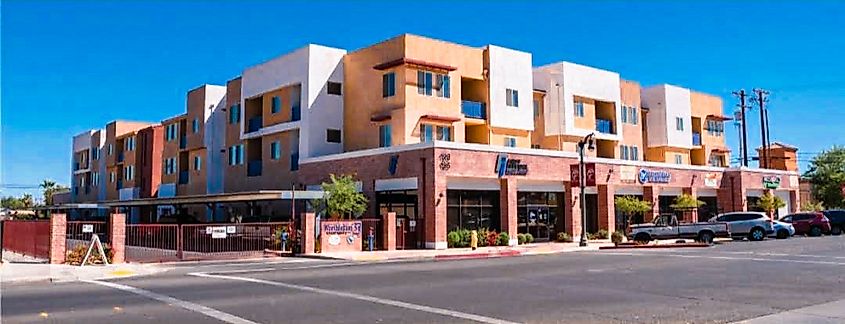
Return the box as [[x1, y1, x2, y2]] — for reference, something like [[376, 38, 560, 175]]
[[638, 169, 671, 184], [82, 224, 94, 233], [704, 173, 719, 188], [495, 154, 529, 177], [320, 221, 363, 253], [205, 227, 213, 234], [570, 163, 596, 187], [226, 226, 236, 234], [763, 176, 781, 189], [211, 226, 227, 239], [388, 155, 399, 175], [619, 166, 637, 184]]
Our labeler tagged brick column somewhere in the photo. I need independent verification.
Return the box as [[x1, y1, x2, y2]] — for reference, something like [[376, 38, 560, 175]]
[[49, 213, 67, 264], [564, 182, 583, 240], [718, 172, 747, 213], [682, 187, 699, 223], [421, 158, 447, 249], [598, 184, 616, 232], [789, 190, 799, 213], [302, 212, 315, 254], [642, 186, 659, 222], [383, 212, 396, 251], [109, 213, 126, 264], [500, 178, 518, 246]]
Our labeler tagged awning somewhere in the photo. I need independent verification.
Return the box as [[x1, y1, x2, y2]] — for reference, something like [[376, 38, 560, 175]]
[[100, 190, 325, 207], [420, 114, 461, 123], [370, 113, 392, 122], [373, 58, 457, 72], [706, 114, 733, 121], [711, 148, 732, 153]]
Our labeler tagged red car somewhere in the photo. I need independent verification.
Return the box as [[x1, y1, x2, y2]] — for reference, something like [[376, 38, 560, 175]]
[[780, 212, 831, 236]]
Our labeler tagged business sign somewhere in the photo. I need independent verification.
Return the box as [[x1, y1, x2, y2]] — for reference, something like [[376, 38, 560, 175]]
[[495, 154, 528, 177], [210, 226, 227, 239], [619, 166, 637, 184], [82, 224, 94, 233], [704, 173, 719, 188], [320, 220, 362, 253], [763, 176, 781, 189], [388, 155, 399, 175], [570, 163, 596, 187], [638, 169, 671, 184]]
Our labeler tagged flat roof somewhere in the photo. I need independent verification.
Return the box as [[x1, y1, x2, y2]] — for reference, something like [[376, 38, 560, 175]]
[[100, 190, 325, 207]]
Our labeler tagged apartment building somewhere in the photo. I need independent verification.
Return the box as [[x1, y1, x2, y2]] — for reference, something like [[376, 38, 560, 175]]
[[69, 33, 801, 249], [71, 130, 105, 202]]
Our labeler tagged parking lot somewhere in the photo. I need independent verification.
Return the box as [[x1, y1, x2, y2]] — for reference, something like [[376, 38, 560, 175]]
[[3, 235, 845, 323]]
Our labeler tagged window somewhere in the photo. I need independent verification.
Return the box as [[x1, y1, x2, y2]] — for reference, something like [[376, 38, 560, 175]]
[[621, 145, 629, 160], [631, 107, 638, 124], [533, 99, 540, 117], [420, 124, 450, 142], [193, 156, 201, 171], [421, 124, 434, 143], [270, 141, 281, 160], [706, 120, 724, 136], [164, 157, 177, 175], [379, 124, 392, 148], [676, 117, 684, 131], [382, 72, 396, 98], [710, 154, 725, 167], [107, 144, 113, 155], [290, 136, 299, 171], [575, 101, 585, 117], [327, 82, 342, 95], [416, 70, 449, 98], [531, 144, 540, 149], [109, 172, 115, 183], [621, 106, 628, 123], [675, 154, 683, 164], [165, 124, 179, 141], [506, 89, 519, 107], [228, 145, 244, 166], [326, 129, 341, 143], [125, 136, 135, 151], [229, 104, 240, 124], [504, 137, 517, 147], [436, 126, 451, 141], [632, 146, 639, 161], [92, 172, 99, 186], [271, 96, 281, 114], [91, 148, 99, 160], [192, 118, 200, 133], [124, 165, 134, 181]]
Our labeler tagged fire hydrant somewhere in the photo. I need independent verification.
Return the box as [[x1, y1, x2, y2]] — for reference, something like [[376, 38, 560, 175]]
[[470, 230, 478, 250]]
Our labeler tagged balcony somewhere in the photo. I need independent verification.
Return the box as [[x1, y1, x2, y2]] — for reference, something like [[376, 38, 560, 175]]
[[247, 116, 263, 133], [179, 136, 187, 149], [178, 170, 189, 184], [461, 100, 486, 119], [692, 132, 702, 146], [596, 119, 614, 134], [247, 160, 262, 177]]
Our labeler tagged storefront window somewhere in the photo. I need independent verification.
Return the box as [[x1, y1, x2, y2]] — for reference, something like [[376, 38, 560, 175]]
[[517, 192, 562, 241], [377, 190, 420, 248], [447, 190, 500, 232]]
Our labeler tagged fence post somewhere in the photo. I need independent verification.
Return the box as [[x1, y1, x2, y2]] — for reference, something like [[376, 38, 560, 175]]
[[302, 213, 315, 254], [49, 213, 67, 264], [384, 212, 396, 251], [176, 224, 184, 260], [109, 213, 126, 264]]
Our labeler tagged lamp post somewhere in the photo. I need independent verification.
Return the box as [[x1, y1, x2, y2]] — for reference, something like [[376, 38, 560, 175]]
[[577, 133, 595, 247]]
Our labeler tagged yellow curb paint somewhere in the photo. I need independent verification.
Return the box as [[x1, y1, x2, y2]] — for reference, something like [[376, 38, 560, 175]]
[[108, 269, 136, 276], [39, 312, 49, 318], [113, 306, 123, 313]]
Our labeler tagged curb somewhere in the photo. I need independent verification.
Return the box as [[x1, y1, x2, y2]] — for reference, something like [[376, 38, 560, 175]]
[[599, 243, 710, 250], [434, 250, 522, 261]]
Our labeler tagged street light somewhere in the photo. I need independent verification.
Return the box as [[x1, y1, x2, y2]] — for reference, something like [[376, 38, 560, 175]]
[[577, 133, 596, 247]]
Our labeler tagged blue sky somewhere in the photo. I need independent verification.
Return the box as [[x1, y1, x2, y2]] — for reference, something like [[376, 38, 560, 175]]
[[2, 1, 844, 198]]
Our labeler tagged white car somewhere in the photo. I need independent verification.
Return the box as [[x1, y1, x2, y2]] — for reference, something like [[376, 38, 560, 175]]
[[770, 220, 795, 239], [709, 212, 775, 241]]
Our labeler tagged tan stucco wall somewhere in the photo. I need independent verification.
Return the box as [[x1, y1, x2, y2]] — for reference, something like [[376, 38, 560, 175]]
[[620, 80, 643, 158]]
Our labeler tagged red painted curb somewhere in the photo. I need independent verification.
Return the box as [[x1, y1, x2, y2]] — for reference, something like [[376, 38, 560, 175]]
[[599, 243, 710, 250], [434, 250, 523, 261]]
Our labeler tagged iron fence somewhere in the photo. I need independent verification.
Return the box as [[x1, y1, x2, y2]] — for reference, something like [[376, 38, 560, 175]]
[[66, 221, 109, 252]]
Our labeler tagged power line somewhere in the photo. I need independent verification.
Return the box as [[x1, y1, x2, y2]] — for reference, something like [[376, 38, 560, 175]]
[[732, 89, 750, 167]]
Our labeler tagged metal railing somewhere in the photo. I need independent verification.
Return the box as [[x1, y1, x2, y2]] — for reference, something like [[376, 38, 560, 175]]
[[66, 221, 109, 252], [126, 224, 180, 262], [596, 119, 614, 134], [247, 116, 263, 133], [692, 132, 702, 146], [1, 220, 50, 259], [125, 222, 289, 262], [248, 160, 262, 177], [461, 100, 486, 119]]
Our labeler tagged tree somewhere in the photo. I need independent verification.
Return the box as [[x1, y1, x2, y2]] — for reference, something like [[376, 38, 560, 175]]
[[615, 196, 652, 229], [39, 179, 67, 206], [670, 194, 705, 210], [316, 174, 368, 219], [755, 191, 786, 218], [20, 194, 35, 209], [2, 196, 26, 210], [800, 201, 824, 212], [803, 146, 845, 208]]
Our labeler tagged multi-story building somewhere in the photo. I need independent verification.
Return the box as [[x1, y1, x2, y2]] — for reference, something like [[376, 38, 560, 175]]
[[69, 33, 801, 249]]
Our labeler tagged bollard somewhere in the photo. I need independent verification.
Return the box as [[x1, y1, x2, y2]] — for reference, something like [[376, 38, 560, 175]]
[[367, 226, 374, 252], [470, 230, 478, 251]]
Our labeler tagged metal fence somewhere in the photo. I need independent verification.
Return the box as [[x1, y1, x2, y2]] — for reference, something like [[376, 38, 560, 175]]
[[1, 220, 50, 259], [66, 221, 109, 252], [360, 218, 383, 251], [126, 224, 180, 262]]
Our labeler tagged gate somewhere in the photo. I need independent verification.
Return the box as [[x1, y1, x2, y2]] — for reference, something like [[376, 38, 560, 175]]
[[126, 224, 180, 262], [360, 218, 383, 250], [66, 221, 109, 252], [1, 220, 50, 259]]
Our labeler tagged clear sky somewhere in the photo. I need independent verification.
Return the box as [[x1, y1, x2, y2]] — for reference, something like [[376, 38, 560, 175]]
[[2, 1, 844, 198]]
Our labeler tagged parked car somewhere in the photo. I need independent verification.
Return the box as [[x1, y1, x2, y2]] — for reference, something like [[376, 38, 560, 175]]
[[770, 220, 795, 239], [779, 212, 831, 237], [708, 212, 774, 241], [628, 214, 730, 244], [822, 210, 845, 236]]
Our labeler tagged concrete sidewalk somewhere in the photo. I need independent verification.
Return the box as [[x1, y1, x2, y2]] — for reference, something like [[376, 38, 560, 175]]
[[1, 251, 168, 284], [317, 241, 616, 261]]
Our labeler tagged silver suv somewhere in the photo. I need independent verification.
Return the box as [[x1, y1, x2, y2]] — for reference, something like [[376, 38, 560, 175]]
[[709, 212, 774, 241]]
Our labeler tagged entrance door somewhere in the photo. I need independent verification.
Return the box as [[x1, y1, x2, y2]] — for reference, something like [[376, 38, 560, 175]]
[[396, 216, 408, 250], [521, 207, 551, 241]]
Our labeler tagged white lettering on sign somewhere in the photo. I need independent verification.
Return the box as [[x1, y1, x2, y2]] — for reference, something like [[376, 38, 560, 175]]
[[226, 226, 236, 234], [82, 224, 94, 233], [211, 227, 227, 239]]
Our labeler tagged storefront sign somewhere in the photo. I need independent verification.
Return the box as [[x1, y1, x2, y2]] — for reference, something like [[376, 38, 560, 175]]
[[570, 163, 596, 187], [320, 220, 362, 253], [704, 173, 719, 188], [322, 221, 362, 235], [763, 176, 781, 189], [388, 155, 399, 175], [495, 154, 528, 177], [638, 169, 671, 184], [619, 166, 637, 184]]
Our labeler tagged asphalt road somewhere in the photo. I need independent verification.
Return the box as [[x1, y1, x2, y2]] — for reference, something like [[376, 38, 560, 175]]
[[3, 236, 845, 323]]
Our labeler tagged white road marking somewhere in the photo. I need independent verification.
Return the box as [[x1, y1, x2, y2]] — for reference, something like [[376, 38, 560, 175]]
[[190, 272, 519, 324], [82, 280, 258, 324], [600, 251, 845, 266], [723, 251, 845, 259]]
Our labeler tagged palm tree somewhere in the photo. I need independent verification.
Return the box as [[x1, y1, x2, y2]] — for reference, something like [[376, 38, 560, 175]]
[[40, 179, 58, 206]]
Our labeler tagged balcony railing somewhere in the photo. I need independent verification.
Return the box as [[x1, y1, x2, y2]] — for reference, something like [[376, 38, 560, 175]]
[[596, 119, 614, 134], [461, 100, 486, 119], [178, 170, 189, 184], [247, 160, 262, 177], [247, 116, 263, 133], [179, 136, 187, 149], [692, 132, 702, 146]]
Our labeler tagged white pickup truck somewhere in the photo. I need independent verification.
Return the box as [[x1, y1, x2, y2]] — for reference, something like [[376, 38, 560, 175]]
[[627, 214, 730, 244]]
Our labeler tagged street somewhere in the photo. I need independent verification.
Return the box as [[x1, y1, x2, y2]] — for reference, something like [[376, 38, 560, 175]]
[[3, 236, 845, 324]]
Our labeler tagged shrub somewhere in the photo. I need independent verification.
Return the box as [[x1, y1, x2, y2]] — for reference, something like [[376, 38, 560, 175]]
[[447, 231, 462, 248], [517, 233, 526, 245], [556, 232, 573, 243], [459, 229, 473, 247], [525, 233, 534, 244], [497, 232, 510, 246], [486, 231, 499, 246], [66, 243, 113, 266], [611, 231, 625, 245], [588, 230, 609, 240], [476, 228, 488, 247]]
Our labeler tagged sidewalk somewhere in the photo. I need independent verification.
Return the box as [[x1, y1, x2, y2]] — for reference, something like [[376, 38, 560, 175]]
[[1, 251, 167, 284], [317, 241, 616, 262]]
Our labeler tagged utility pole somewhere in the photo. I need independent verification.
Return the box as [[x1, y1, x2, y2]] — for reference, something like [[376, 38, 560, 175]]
[[732, 89, 749, 167], [753, 88, 770, 169]]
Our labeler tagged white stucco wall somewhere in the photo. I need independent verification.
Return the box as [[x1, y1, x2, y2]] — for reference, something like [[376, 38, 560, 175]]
[[202, 85, 227, 195], [642, 84, 693, 148], [486, 45, 534, 131]]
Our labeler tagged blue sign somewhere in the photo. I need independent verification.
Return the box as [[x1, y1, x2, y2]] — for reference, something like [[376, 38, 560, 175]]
[[638, 169, 671, 184], [388, 155, 399, 175]]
